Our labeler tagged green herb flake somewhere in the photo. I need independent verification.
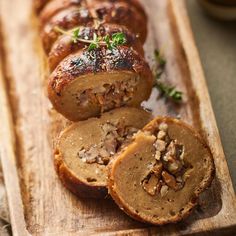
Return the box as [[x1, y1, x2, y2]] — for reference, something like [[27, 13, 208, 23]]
[[154, 49, 166, 68], [104, 35, 112, 50], [153, 49, 183, 102], [71, 27, 80, 43], [54, 26, 127, 52], [111, 32, 126, 48], [155, 79, 183, 102]]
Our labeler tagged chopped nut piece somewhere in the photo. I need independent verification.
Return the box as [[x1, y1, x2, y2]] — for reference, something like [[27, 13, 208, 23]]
[[77, 121, 140, 165], [162, 154, 173, 162], [78, 148, 86, 158], [167, 161, 182, 174], [99, 148, 109, 158], [160, 185, 169, 197], [152, 162, 163, 178], [142, 174, 159, 196], [166, 141, 177, 156], [155, 151, 161, 160], [104, 135, 117, 154], [154, 140, 166, 152], [143, 130, 152, 136], [102, 123, 117, 133], [167, 162, 179, 172], [157, 130, 166, 140], [162, 171, 178, 190], [159, 122, 168, 131], [77, 78, 139, 113], [176, 176, 183, 183]]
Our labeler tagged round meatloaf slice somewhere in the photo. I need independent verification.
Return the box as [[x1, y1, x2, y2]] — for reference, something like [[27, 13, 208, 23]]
[[55, 107, 152, 198], [48, 23, 144, 71], [40, 7, 93, 53], [48, 46, 153, 121], [40, 0, 147, 53], [108, 117, 215, 225], [88, 0, 147, 43], [39, 0, 146, 26]]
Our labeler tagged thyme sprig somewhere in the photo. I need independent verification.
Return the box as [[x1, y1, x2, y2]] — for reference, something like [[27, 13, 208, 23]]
[[154, 49, 183, 102], [54, 26, 126, 51]]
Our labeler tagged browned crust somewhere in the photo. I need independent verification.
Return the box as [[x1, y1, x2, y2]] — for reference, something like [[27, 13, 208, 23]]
[[108, 117, 215, 225], [39, 0, 146, 26], [40, 7, 93, 53], [48, 45, 153, 96], [55, 149, 108, 199], [48, 23, 144, 71], [90, 1, 147, 43], [40, 0, 147, 53], [39, 0, 85, 25], [87, 0, 147, 19]]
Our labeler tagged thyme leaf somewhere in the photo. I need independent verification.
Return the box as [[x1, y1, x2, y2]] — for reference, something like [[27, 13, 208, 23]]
[[155, 79, 183, 102], [154, 49, 183, 102], [71, 27, 80, 43], [54, 26, 127, 51], [111, 32, 127, 48]]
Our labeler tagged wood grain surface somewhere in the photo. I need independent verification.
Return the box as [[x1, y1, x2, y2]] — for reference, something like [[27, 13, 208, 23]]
[[0, 0, 236, 235]]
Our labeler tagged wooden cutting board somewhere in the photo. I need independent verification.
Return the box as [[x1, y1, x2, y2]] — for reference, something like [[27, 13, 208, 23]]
[[0, 0, 236, 235]]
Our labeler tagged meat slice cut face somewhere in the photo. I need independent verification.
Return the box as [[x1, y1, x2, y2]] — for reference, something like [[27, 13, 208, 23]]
[[54, 107, 152, 198], [48, 46, 153, 121], [108, 117, 215, 225]]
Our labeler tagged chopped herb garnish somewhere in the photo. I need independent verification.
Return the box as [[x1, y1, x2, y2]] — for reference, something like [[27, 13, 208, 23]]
[[88, 33, 99, 51], [153, 49, 183, 102], [111, 32, 127, 48], [54, 26, 127, 51], [71, 27, 80, 43], [155, 78, 183, 102], [104, 34, 112, 50], [154, 49, 166, 68]]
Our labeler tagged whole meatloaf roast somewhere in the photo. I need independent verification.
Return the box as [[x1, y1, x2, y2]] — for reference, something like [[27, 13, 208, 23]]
[[34, 0, 152, 121], [54, 107, 152, 198], [108, 117, 215, 224]]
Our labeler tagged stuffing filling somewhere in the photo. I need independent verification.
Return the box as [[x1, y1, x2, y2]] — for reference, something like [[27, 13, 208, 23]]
[[75, 77, 139, 112], [141, 123, 189, 197], [77, 121, 138, 165]]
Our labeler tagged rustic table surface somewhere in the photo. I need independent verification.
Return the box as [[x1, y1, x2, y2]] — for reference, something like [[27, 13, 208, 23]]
[[0, 0, 236, 235]]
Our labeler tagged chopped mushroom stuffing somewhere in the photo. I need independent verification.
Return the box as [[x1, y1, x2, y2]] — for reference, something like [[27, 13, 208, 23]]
[[77, 122, 138, 165], [75, 77, 139, 112], [141, 123, 188, 197]]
